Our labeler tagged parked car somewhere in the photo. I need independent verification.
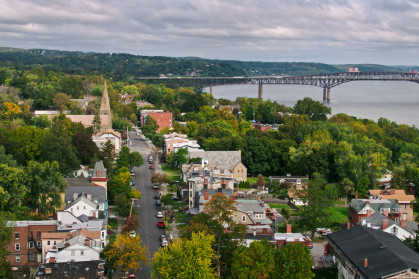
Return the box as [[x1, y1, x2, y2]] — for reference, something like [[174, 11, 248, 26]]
[[130, 179, 136, 186], [130, 169, 135, 176], [154, 194, 160, 199], [129, 231, 136, 238], [317, 228, 331, 235], [160, 234, 167, 241], [149, 165, 154, 169], [155, 200, 161, 206], [161, 237, 168, 247], [172, 196, 181, 201], [158, 221, 165, 228], [153, 183, 159, 189], [157, 211, 163, 218], [305, 236, 313, 249]]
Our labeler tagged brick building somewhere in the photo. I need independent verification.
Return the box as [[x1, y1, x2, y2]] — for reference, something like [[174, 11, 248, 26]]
[[349, 198, 401, 227], [140, 110, 173, 132], [7, 220, 57, 274], [368, 189, 415, 221]]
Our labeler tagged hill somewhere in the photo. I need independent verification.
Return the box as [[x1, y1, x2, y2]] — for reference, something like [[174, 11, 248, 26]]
[[0, 47, 406, 81]]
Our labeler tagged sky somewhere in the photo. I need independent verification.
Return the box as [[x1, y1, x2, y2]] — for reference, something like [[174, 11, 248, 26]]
[[1, 0, 419, 65]]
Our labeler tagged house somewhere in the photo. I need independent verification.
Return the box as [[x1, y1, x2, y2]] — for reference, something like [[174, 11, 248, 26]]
[[272, 224, 312, 248], [136, 100, 153, 109], [120, 94, 134, 104], [140, 109, 173, 132], [191, 188, 235, 214], [90, 161, 108, 193], [368, 189, 415, 221], [163, 133, 202, 155], [360, 212, 418, 241], [187, 150, 247, 182], [64, 181, 108, 218], [34, 260, 105, 279], [253, 123, 278, 132], [64, 195, 99, 219], [349, 198, 401, 227], [270, 175, 308, 205], [6, 220, 57, 274], [56, 211, 107, 248], [45, 234, 101, 263], [233, 198, 273, 234], [91, 129, 122, 153], [327, 224, 419, 279]]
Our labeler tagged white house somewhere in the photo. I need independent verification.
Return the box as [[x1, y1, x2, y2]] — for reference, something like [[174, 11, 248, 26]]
[[92, 129, 122, 153], [45, 235, 100, 263], [360, 213, 417, 241], [64, 196, 99, 219]]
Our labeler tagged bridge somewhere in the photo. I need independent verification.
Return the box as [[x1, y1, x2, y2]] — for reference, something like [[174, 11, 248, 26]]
[[137, 72, 419, 100]]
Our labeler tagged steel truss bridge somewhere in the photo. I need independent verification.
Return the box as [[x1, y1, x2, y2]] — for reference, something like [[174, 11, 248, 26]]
[[137, 72, 419, 100]]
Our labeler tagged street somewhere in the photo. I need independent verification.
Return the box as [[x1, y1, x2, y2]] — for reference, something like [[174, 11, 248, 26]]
[[129, 129, 162, 279]]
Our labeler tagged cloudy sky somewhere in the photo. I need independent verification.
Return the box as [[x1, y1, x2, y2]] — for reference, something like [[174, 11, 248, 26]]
[[1, 0, 419, 65]]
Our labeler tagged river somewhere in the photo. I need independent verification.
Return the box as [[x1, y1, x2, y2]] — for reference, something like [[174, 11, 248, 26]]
[[206, 81, 419, 127]]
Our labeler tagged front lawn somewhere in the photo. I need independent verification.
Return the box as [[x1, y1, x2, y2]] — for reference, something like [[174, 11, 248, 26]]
[[327, 206, 349, 224], [247, 176, 270, 184], [268, 203, 292, 210]]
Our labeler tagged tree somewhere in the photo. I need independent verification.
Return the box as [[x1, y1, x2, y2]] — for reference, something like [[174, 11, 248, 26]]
[[123, 215, 140, 234], [116, 146, 144, 170], [104, 233, 148, 274], [0, 164, 27, 211], [272, 243, 314, 279], [0, 212, 13, 278], [142, 115, 159, 135], [404, 231, 419, 253], [99, 140, 116, 176], [52, 93, 71, 112], [72, 128, 99, 165], [25, 161, 67, 216], [108, 167, 132, 202], [152, 173, 172, 186], [166, 148, 189, 169], [296, 173, 337, 238], [0, 145, 17, 167], [231, 239, 275, 279], [256, 174, 266, 187], [151, 232, 217, 279], [160, 193, 175, 209], [293, 97, 331, 121], [92, 111, 101, 132], [1, 102, 21, 119], [340, 178, 355, 207], [182, 193, 247, 278]]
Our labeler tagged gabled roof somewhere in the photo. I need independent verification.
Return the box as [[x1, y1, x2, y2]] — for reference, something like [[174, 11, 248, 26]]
[[350, 198, 400, 213], [327, 225, 419, 278], [91, 161, 106, 179], [65, 196, 99, 211], [65, 185, 106, 204], [368, 189, 415, 202]]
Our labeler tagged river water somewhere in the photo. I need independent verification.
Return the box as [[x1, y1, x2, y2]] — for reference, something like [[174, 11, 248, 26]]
[[206, 81, 419, 127]]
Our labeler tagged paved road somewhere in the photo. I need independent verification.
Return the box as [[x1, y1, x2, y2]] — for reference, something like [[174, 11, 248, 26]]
[[129, 130, 163, 279]]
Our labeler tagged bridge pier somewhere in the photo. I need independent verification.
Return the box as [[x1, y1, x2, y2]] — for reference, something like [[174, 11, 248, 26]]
[[327, 88, 331, 101], [323, 88, 327, 100], [258, 83, 263, 99], [210, 84, 213, 96]]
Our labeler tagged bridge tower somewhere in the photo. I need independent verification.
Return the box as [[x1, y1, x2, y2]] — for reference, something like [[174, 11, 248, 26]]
[[323, 88, 331, 101], [258, 83, 263, 99]]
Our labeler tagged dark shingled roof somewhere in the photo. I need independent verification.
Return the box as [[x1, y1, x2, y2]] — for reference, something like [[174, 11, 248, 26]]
[[65, 185, 107, 204], [327, 225, 419, 279], [35, 260, 105, 279]]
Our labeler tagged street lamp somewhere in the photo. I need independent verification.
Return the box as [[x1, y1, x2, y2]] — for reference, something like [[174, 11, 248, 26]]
[[129, 198, 138, 217]]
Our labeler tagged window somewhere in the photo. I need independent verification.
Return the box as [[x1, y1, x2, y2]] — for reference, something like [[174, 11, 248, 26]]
[[395, 217, 400, 222], [77, 206, 79, 210], [53, 240, 56, 246], [36, 231, 41, 238], [15, 255, 20, 263], [403, 213, 407, 220], [47, 241, 50, 245], [28, 241, 34, 249], [29, 253, 34, 261], [102, 232, 105, 238], [392, 227, 398, 235], [190, 191, 192, 197], [80, 250, 84, 256], [242, 215, 246, 222], [37, 241, 41, 249], [404, 204, 408, 209], [15, 243, 20, 251], [15, 232, 19, 240]]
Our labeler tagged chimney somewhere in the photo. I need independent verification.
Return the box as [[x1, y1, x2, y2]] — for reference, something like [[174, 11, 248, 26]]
[[401, 220, 407, 229], [261, 202, 265, 207], [201, 159, 204, 168], [87, 193, 92, 200], [65, 242, 70, 247], [286, 224, 292, 234], [204, 190, 209, 200], [45, 267, 52, 274], [73, 193, 78, 201], [355, 191, 358, 200], [347, 222, 351, 230], [382, 219, 388, 230], [49, 257, 56, 263], [365, 201, 370, 205], [257, 195, 261, 202], [364, 258, 368, 268]]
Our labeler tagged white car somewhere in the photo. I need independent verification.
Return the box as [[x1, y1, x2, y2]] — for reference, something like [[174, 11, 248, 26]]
[[156, 211, 163, 218], [161, 237, 168, 247], [129, 231, 136, 238]]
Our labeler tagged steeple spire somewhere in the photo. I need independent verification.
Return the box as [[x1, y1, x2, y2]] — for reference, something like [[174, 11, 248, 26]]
[[100, 80, 111, 116]]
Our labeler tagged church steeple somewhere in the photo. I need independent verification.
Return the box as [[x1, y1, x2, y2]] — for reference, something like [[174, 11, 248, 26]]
[[100, 80, 111, 116]]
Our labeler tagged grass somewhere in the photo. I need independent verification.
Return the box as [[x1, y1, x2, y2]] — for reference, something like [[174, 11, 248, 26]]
[[327, 206, 349, 224], [268, 203, 292, 210], [175, 211, 191, 225], [170, 175, 180, 182], [161, 164, 180, 172], [247, 176, 270, 184]]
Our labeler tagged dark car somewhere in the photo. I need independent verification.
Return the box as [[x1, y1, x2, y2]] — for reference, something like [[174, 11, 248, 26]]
[[158, 221, 165, 228], [154, 194, 160, 199], [155, 200, 161, 206], [172, 196, 181, 201]]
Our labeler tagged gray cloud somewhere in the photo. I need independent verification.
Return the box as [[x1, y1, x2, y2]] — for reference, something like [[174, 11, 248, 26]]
[[1, 0, 419, 64]]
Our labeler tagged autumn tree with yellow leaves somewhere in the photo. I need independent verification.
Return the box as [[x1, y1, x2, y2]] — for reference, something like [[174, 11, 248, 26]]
[[104, 233, 148, 274]]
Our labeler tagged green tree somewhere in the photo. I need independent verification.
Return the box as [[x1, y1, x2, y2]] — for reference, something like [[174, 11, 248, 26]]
[[92, 111, 102, 132], [108, 167, 132, 202], [72, 128, 99, 165], [25, 161, 67, 216], [0, 212, 13, 278], [181, 193, 247, 278], [152, 232, 217, 279], [0, 145, 17, 167], [0, 164, 27, 211], [404, 231, 419, 253], [142, 115, 159, 135], [231, 239, 275, 279], [166, 148, 188, 169], [53, 92, 71, 112], [152, 173, 172, 186], [160, 193, 175, 209], [116, 146, 144, 170], [99, 140, 116, 176], [296, 173, 337, 238], [272, 243, 314, 279], [104, 233, 148, 274], [293, 97, 331, 121]]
